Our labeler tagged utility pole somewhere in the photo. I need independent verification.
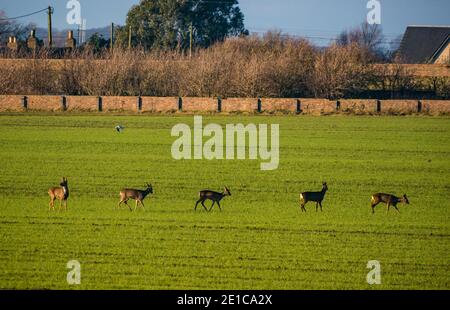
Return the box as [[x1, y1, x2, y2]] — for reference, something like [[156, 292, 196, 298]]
[[77, 25, 81, 47], [47, 6, 54, 48], [189, 23, 193, 58], [110, 23, 114, 53], [128, 25, 132, 49]]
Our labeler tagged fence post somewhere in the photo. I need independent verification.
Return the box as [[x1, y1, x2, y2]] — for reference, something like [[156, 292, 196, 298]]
[[257, 97, 262, 113], [296, 99, 302, 114], [336, 100, 341, 111], [21, 96, 28, 110], [376, 100, 381, 113], [218, 97, 222, 113], [137, 96, 142, 111], [97, 96, 103, 112], [417, 100, 422, 113], [178, 97, 183, 112], [61, 96, 67, 111]]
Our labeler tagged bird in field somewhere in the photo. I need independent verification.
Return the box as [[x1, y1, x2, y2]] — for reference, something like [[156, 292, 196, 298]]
[[115, 125, 125, 133]]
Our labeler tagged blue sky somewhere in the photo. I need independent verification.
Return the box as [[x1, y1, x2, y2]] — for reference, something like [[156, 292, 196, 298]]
[[1, 0, 449, 45]]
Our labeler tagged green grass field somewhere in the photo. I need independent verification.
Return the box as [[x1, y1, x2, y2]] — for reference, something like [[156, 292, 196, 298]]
[[0, 113, 448, 290]]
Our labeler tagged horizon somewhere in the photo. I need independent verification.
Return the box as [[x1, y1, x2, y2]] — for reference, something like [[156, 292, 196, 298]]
[[0, 0, 449, 46]]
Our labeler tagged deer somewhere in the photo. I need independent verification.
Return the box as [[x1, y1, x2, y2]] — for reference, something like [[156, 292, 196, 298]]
[[371, 193, 409, 214], [195, 187, 231, 212], [118, 183, 153, 211], [48, 177, 69, 211], [300, 182, 328, 212]]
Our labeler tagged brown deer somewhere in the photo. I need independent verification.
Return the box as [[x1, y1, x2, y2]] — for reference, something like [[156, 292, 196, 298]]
[[371, 193, 409, 214], [195, 187, 231, 212], [300, 182, 328, 212], [118, 183, 153, 211], [48, 177, 69, 211]]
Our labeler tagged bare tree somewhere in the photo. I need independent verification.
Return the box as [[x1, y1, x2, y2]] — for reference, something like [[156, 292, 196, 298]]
[[386, 34, 404, 62], [337, 22, 384, 60], [0, 10, 31, 44], [312, 43, 375, 99]]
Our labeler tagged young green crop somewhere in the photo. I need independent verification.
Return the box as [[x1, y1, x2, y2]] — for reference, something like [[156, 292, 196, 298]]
[[0, 114, 448, 289]]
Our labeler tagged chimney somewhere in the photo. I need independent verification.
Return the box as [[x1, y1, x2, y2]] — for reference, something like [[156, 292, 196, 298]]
[[65, 30, 76, 49], [27, 29, 38, 50], [7, 36, 18, 51]]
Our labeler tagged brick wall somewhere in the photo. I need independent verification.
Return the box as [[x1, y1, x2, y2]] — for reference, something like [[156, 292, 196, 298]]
[[0, 95, 449, 114]]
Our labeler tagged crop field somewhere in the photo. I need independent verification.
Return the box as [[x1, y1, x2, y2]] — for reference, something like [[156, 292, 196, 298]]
[[0, 113, 448, 290]]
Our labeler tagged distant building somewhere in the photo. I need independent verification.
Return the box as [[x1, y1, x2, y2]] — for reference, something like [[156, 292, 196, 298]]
[[397, 25, 450, 64]]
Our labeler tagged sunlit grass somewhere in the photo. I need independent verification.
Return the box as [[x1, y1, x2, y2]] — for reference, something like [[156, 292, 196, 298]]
[[0, 114, 448, 289]]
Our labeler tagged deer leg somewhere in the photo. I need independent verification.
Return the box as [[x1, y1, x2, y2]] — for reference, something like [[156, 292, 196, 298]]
[[315, 202, 319, 212], [209, 201, 216, 212], [300, 202, 306, 212], [217, 201, 222, 212], [65, 199, 68, 211], [201, 201, 208, 212], [123, 200, 132, 211], [371, 202, 380, 214], [195, 199, 202, 211], [134, 200, 139, 211], [49, 198, 54, 211], [117, 198, 126, 209], [140, 200, 145, 210], [393, 204, 400, 213], [386, 203, 391, 214], [59, 199, 62, 211]]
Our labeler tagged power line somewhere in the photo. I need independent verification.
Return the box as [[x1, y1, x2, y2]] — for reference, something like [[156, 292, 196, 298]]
[[247, 29, 403, 44], [0, 8, 48, 21], [248, 26, 402, 39]]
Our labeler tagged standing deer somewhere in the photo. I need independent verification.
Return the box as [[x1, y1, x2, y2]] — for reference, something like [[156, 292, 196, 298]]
[[371, 193, 409, 214], [300, 182, 328, 212], [195, 187, 231, 212], [48, 177, 69, 211], [118, 183, 153, 211]]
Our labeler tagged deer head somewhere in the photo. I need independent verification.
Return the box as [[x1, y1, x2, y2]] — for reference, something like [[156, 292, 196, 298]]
[[224, 187, 231, 196], [403, 194, 409, 204], [146, 183, 153, 194], [60, 177, 68, 187]]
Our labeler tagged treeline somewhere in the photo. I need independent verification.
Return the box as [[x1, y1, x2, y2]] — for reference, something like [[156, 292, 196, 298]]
[[1, 34, 449, 99]]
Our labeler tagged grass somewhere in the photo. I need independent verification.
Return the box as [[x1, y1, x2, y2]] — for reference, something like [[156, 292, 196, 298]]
[[0, 113, 449, 290]]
